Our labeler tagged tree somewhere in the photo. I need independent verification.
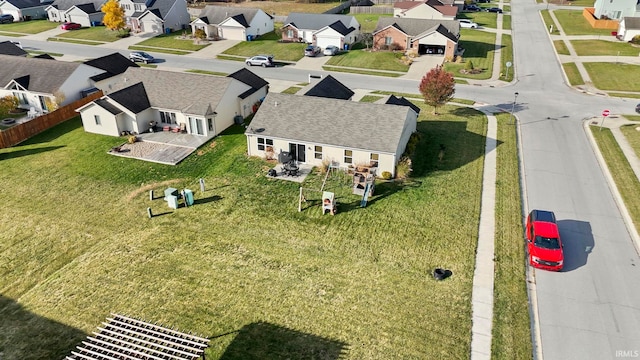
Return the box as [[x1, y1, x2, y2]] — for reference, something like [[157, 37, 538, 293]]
[[0, 95, 18, 114], [101, 0, 126, 32], [418, 65, 455, 115]]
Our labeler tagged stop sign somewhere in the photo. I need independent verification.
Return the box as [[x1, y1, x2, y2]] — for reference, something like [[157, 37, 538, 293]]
[[602, 109, 610, 117]]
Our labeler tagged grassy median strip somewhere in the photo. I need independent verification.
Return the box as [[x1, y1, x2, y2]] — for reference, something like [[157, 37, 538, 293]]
[[584, 63, 640, 92], [322, 66, 403, 77], [185, 69, 229, 77], [500, 34, 514, 82], [492, 113, 533, 360], [591, 126, 640, 237], [128, 45, 190, 55], [0, 105, 487, 359], [562, 62, 584, 86], [553, 40, 570, 55]]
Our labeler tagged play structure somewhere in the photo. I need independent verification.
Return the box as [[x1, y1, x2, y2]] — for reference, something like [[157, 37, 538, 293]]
[[298, 161, 340, 214], [352, 164, 376, 208]]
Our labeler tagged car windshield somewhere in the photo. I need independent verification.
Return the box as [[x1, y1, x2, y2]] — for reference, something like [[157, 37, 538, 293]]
[[534, 236, 561, 249], [138, 52, 150, 57]]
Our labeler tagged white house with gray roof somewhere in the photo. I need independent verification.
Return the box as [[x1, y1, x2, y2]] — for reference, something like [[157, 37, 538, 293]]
[[0, 54, 104, 113], [45, 0, 104, 24], [618, 16, 640, 41], [119, 0, 190, 34], [246, 93, 417, 177], [190, 5, 273, 40], [0, 0, 51, 21], [281, 12, 360, 48], [79, 67, 268, 137], [593, 0, 639, 21]]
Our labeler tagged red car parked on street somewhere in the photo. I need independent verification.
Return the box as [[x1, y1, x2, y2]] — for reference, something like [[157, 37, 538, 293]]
[[526, 209, 564, 271], [61, 22, 82, 30]]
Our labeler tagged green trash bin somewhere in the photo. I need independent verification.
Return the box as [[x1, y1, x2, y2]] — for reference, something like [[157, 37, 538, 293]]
[[183, 189, 194, 206]]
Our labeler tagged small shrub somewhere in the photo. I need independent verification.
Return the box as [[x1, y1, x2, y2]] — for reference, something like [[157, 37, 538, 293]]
[[630, 35, 640, 45], [127, 135, 137, 144], [395, 157, 412, 180], [381, 171, 392, 180], [465, 60, 474, 70], [390, 42, 403, 51]]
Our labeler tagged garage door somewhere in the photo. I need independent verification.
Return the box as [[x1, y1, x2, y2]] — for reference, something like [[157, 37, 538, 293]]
[[316, 36, 340, 50], [220, 26, 245, 40]]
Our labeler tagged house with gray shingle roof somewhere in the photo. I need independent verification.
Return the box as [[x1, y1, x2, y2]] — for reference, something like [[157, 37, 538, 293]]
[[78, 67, 268, 137], [45, 0, 104, 25], [190, 5, 273, 40], [119, 0, 190, 34], [618, 16, 640, 41], [0, 54, 104, 113], [373, 17, 459, 58], [394, 0, 457, 20], [281, 12, 360, 49], [245, 92, 417, 177], [0, 0, 51, 21]]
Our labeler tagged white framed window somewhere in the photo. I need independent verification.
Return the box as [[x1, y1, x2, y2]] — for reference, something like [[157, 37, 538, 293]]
[[314, 145, 322, 160], [159, 111, 176, 124], [12, 92, 27, 105], [370, 153, 379, 167], [344, 150, 353, 164], [287, 29, 294, 38], [94, 115, 101, 125], [257, 137, 273, 151], [385, 36, 392, 45]]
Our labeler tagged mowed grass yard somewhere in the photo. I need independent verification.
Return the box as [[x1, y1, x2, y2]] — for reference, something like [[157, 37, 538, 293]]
[[54, 25, 123, 42], [0, 19, 58, 35], [324, 49, 410, 72], [133, 30, 210, 51], [571, 40, 640, 56], [222, 31, 306, 61], [445, 30, 496, 80], [552, 10, 612, 36], [584, 62, 640, 91], [0, 103, 488, 359]]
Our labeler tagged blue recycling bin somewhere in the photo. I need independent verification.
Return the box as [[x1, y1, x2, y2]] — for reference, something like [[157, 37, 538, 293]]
[[344, 44, 349, 51], [165, 28, 171, 34], [247, 35, 253, 41], [183, 189, 194, 206]]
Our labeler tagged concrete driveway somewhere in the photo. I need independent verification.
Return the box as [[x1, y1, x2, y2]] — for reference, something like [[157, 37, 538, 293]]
[[403, 55, 444, 80]]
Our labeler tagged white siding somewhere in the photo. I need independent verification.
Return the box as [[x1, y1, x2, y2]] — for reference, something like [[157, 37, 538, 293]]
[[402, 4, 447, 20], [58, 64, 105, 104], [161, 0, 190, 32], [246, 10, 274, 37], [212, 80, 252, 134], [79, 103, 121, 136], [238, 86, 267, 119], [417, 31, 448, 46], [219, 25, 245, 40]]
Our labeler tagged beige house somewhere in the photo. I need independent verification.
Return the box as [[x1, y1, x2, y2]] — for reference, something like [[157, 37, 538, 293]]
[[245, 93, 418, 177], [190, 5, 273, 40]]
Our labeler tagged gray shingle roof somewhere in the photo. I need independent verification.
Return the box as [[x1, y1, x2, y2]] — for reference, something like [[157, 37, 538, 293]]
[[0, 41, 28, 56], [101, 67, 236, 116], [196, 5, 266, 26], [95, 98, 123, 115], [227, 68, 268, 99], [246, 93, 412, 154], [50, 0, 104, 11], [0, 54, 81, 93], [624, 16, 640, 30], [108, 82, 150, 113], [4, 0, 50, 9], [284, 12, 356, 31], [84, 52, 139, 82], [374, 17, 460, 40]]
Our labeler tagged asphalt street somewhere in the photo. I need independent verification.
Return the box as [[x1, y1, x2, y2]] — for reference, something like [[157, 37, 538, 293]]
[[2, 2, 640, 357]]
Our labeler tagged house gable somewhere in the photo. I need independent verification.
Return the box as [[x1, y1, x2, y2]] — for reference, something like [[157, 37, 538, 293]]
[[84, 52, 140, 82], [0, 41, 28, 57], [108, 82, 151, 113], [303, 75, 354, 100]]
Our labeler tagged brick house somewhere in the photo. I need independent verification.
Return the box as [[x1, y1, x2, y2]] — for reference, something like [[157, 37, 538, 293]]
[[372, 17, 459, 58]]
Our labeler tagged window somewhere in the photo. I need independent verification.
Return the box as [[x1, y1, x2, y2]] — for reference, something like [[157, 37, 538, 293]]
[[344, 150, 352, 164], [385, 36, 393, 45], [134, 4, 142, 10], [287, 29, 294, 38], [94, 115, 101, 125], [159, 111, 176, 124], [370, 153, 379, 167], [314, 145, 322, 160], [13, 92, 26, 105], [257, 137, 273, 151]]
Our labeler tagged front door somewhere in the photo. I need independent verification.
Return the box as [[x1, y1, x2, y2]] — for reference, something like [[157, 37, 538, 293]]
[[189, 117, 204, 135], [289, 143, 305, 162]]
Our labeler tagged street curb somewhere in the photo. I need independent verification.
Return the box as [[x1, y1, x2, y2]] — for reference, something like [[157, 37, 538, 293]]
[[582, 119, 640, 257]]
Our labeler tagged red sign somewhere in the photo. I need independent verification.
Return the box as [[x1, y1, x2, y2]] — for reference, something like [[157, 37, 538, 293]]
[[602, 109, 610, 117]]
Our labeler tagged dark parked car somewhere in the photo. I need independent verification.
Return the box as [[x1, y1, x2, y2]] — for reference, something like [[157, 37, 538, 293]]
[[129, 51, 155, 63], [486, 7, 503, 13], [60, 22, 82, 30], [477, 0, 491, 3], [464, 4, 482, 11], [0, 14, 14, 24], [304, 45, 321, 57], [636, 103, 640, 114]]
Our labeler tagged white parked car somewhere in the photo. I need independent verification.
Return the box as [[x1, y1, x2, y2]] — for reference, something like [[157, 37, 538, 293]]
[[459, 19, 479, 29], [323, 45, 339, 56]]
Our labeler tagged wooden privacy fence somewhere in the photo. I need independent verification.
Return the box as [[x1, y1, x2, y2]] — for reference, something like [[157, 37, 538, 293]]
[[0, 91, 103, 149], [350, 6, 393, 14]]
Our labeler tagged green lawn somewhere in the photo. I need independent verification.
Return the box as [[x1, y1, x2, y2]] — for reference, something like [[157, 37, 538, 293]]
[[185, 69, 229, 77], [553, 40, 570, 55], [608, 92, 640, 99], [562, 62, 584, 85], [324, 50, 409, 72], [351, 12, 392, 33], [491, 113, 533, 360], [445, 30, 496, 80], [0, 19, 58, 34], [553, 10, 612, 36], [359, 95, 384, 103], [502, 14, 511, 30], [458, 12, 498, 29], [0, 102, 489, 359], [584, 63, 640, 91], [222, 31, 306, 61], [592, 126, 640, 239], [499, 34, 514, 82], [281, 86, 302, 94], [133, 30, 210, 51], [55, 26, 123, 42], [540, 10, 560, 35], [570, 40, 640, 56]]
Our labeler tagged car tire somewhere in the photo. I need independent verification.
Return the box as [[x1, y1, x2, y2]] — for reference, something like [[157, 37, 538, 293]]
[[261, 63, 266, 68], [246, 62, 252, 66]]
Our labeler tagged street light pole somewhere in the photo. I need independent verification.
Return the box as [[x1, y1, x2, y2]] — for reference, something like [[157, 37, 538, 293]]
[[508, 92, 519, 125]]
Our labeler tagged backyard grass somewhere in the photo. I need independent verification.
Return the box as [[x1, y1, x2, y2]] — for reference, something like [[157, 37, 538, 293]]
[[351, 12, 392, 33], [491, 113, 533, 360], [591, 126, 640, 239], [540, 10, 560, 35], [553, 40, 570, 55], [458, 11, 498, 29], [499, 34, 514, 82], [185, 69, 229, 77], [133, 31, 210, 51], [281, 86, 302, 94], [553, 10, 612, 36], [445, 30, 496, 80], [570, 40, 640, 56], [502, 14, 511, 30], [584, 63, 640, 91], [562, 62, 584, 85], [0, 103, 488, 359], [0, 19, 58, 34], [324, 50, 409, 72], [359, 95, 384, 103], [222, 31, 306, 61], [54, 26, 123, 42]]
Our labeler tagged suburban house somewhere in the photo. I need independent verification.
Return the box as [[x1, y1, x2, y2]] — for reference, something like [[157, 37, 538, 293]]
[[119, 0, 190, 35], [281, 13, 360, 49], [190, 5, 273, 40], [0, 40, 27, 56], [79, 67, 268, 137], [302, 75, 354, 101], [372, 17, 460, 57], [84, 52, 140, 83], [45, 0, 105, 25], [245, 92, 418, 177], [618, 16, 640, 41], [0, 0, 51, 21], [593, 0, 639, 20], [393, 0, 458, 20], [0, 54, 104, 114]]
